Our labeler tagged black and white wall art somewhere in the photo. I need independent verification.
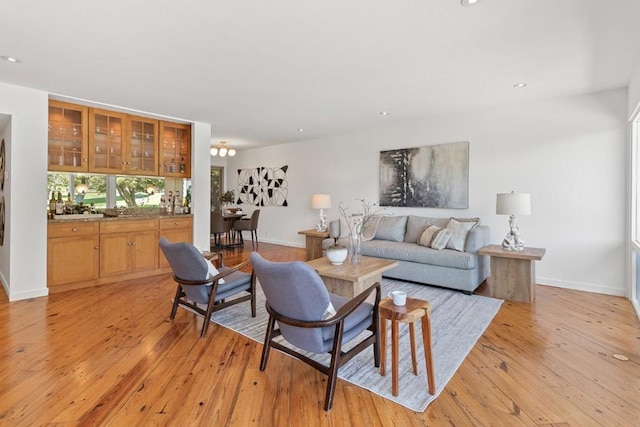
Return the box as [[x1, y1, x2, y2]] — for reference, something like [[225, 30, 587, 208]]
[[379, 141, 469, 208], [237, 165, 289, 207]]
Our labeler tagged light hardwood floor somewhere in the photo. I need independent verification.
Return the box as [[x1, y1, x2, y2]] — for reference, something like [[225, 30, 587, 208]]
[[1, 242, 638, 426]]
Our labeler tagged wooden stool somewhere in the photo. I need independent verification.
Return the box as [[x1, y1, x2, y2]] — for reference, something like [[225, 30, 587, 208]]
[[379, 297, 436, 396]]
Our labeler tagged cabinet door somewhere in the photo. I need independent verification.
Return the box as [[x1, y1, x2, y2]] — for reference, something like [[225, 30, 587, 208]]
[[47, 235, 99, 286], [89, 108, 128, 174], [48, 100, 89, 172], [99, 232, 131, 277], [159, 121, 191, 178], [127, 115, 158, 175], [131, 230, 159, 272]]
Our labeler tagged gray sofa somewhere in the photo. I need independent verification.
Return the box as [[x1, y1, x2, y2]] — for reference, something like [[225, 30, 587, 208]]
[[326, 215, 490, 294]]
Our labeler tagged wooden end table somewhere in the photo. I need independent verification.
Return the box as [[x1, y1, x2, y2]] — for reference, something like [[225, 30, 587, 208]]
[[298, 229, 330, 261], [379, 297, 436, 397], [306, 255, 398, 300], [478, 244, 546, 303]]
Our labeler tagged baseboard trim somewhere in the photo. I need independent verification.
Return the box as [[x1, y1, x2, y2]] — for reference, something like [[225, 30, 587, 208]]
[[538, 277, 626, 297]]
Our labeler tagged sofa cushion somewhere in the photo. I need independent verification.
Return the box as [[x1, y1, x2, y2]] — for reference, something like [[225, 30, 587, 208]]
[[362, 214, 383, 241], [405, 216, 448, 242], [374, 216, 407, 242], [445, 218, 479, 251], [418, 225, 452, 250], [360, 240, 477, 270]]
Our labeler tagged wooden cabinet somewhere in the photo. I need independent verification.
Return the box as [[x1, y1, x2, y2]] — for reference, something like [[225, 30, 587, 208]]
[[126, 115, 158, 175], [47, 221, 99, 290], [159, 121, 191, 178], [99, 219, 158, 277], [158, 216, 193, 268], [48, 101, 191, 177], [88, 108, 128, 174], [47, 100, 89, 172], [47, 216, 193, 292]]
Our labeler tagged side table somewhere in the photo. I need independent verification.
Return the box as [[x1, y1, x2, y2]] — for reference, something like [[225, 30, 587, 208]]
[[478, 244, 546, 303], [379, 297, 436, 397], [297, 229, 330, 261]]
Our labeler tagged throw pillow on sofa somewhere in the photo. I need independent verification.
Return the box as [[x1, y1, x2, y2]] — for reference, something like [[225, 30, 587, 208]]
[[418, 225, 452, 250], [374, 216, 408, 242], [445, 217, 479, 251]]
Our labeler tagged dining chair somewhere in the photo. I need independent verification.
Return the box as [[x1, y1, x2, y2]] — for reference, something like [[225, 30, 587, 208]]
[[159, 237, 256, 338], [250, 252, 380, 411], [211, 210, 233, 249], [234, 209, 260, 250]]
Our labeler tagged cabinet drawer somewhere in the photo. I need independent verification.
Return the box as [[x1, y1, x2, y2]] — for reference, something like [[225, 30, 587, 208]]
[[48, 221, 99, 238], [100, 218, 158, 234], [159, 216, 193, 230]]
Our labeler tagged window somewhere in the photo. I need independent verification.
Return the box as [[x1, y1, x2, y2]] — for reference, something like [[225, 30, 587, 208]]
[[47, 172, 165, 211]]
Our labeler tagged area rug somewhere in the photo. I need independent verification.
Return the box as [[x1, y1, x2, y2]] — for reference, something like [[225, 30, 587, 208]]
[[209, 278, 503, 412]]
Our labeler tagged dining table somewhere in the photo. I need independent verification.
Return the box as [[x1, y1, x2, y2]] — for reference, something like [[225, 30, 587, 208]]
[[221, 212, 246, 248]]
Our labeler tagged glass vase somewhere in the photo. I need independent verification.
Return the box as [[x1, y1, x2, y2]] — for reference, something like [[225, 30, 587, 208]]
[[349, 232, 362, 265]]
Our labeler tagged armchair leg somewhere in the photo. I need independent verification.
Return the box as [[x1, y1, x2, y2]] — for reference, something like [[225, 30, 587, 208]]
[[260, 315, 276, 371], [170, 286, 183, 319], [324, 323, 345, 411]]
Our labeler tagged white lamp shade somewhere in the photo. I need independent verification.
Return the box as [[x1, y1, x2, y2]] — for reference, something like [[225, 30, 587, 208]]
[[219, 147, 228, 157], [311, 194, 331, 209], [496, 192, 531, 216], [228, 148, 236, 157], [210, 147, 219, 156]]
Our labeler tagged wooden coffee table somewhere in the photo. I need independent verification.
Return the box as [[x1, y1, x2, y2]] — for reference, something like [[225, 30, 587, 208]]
[[306, 255, 399, 299]]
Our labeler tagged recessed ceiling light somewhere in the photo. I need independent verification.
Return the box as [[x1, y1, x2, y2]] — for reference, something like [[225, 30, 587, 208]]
[[513, 82, 527, 88], [460, 0, 480, 6], [1, 56, 21, 63], [297, 128, 304, 132], [379, 111, 390, 116]]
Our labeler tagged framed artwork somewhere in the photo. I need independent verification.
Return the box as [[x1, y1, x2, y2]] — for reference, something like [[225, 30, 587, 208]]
[[0, 138, 4, 191], [0, 196, 5, 246], [237, 165, 289, 207], [379, 141, 469, 208]]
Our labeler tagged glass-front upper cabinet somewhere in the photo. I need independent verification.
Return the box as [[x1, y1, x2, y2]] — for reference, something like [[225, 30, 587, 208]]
[[127, 115, 158, 175], [159, 121, 191, 178], [89, 108, 127, 174], [48, 100, 89, 172]]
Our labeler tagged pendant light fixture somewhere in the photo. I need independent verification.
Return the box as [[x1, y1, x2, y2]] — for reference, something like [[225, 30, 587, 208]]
[[210, 141, 236, 157]]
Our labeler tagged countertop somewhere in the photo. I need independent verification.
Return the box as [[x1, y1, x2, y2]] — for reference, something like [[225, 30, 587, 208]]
[[48, 213, 193, 222]]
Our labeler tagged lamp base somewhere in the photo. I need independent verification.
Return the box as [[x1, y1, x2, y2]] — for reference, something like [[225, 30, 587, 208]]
[[316, 208, 328, 232], [502, 215, 525, 251]]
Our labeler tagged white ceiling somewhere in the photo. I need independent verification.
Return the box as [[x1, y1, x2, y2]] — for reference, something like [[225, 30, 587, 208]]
[[1, 0, 639, 150]]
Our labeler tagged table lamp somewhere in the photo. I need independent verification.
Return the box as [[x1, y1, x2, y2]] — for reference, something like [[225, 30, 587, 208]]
[[311, 194, 331, 232], [496, 191, 531, 251]]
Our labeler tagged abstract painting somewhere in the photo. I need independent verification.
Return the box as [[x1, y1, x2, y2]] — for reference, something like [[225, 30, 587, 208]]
[[379, 141, 469, 208], [237, 165, 289, 207]]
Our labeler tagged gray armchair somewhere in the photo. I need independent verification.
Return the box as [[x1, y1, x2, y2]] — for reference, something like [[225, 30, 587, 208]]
[[250, 252, 380, 411], [159, 237, 256, 338]]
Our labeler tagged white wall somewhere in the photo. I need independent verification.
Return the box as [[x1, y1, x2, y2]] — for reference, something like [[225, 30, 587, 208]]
[[0, 82, 49, 301], [628, 57, 640, 119], [228, 88, 628, 297]]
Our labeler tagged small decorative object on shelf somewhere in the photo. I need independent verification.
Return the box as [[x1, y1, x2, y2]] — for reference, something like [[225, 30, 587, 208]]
[[326, 221, 348, 265]]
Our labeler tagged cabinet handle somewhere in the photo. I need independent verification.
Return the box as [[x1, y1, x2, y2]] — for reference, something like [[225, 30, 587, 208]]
[[131, 241, 136, 246], [174, 222, 179, 225], [71, 228, 78, 232], [94, 246, 99, 250]]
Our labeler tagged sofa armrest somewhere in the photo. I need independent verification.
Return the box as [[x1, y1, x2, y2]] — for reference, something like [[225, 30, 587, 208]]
[[464, 225, 490, 253]]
